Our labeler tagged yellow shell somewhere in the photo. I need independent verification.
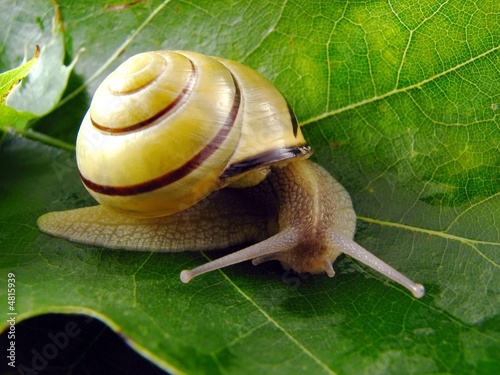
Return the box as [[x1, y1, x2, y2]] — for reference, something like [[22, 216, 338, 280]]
[[76, 51, 311, 217]]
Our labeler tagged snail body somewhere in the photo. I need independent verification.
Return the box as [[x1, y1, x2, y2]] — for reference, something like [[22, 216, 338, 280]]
[[37, 50, 424, 298]]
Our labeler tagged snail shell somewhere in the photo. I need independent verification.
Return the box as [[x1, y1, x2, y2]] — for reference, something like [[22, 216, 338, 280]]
[[77, 50, 310, 217], [38, 50, 425, 298]]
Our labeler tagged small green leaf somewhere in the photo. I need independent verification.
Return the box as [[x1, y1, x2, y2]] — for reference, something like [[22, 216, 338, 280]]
[[3, 5, 80, 130], [0, 46, 39, 129], [0, 47, 39, 99]]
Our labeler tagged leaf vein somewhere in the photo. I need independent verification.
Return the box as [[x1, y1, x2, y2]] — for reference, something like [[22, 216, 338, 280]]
[[56, 0, 173, 108], [302, 44, 500, 126], [358, 216, 500, 267], [216, 270, 337, 375]]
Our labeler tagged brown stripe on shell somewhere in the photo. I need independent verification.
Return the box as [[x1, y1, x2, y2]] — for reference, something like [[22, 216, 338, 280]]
[[91, 60, 197, 134], [79, 73, 242, 197], [220, 145, 312, 179], [287, 102, 299, 138]]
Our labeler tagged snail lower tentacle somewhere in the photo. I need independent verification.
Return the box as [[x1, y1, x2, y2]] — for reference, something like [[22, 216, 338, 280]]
[[179, 228, 299, 283]]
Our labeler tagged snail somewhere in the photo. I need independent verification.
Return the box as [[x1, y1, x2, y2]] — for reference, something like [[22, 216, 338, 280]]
[[37, 50, 425, 298]]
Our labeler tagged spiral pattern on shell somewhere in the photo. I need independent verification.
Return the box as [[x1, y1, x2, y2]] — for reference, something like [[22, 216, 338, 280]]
[[76, 50, 311, 217]]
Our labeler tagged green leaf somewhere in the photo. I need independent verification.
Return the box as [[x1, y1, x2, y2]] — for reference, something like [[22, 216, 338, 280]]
[[1, 1, 499, 374], [0, 46, 39, 129], [1, 3, 79, 133], [5, 12, 79, 119]]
